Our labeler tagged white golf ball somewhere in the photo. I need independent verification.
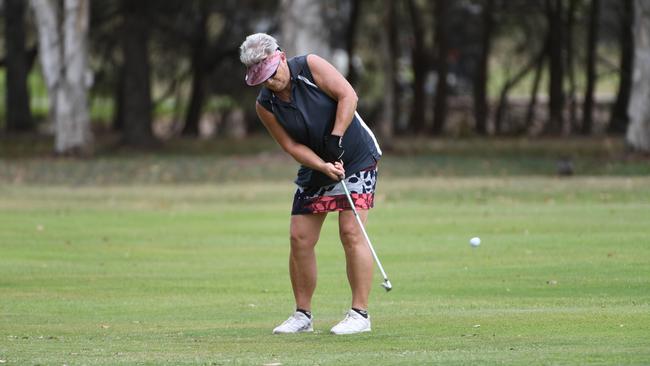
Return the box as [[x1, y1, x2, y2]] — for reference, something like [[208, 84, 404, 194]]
[[470, 237, 481, 247]]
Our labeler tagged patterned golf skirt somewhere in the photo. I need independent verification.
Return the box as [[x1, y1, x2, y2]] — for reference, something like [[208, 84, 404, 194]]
[[291, 165, 378, 215]]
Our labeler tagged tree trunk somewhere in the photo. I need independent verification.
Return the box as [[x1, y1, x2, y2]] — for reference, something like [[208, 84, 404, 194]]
[[389, 1, 400, 138], [582, 0, 600, 135], [473, 0, 494, 135], [31, 0, 92, 155], [5, 0, 33, 132], [183, 1, 209, 137], [626, 0, 650, 151], [545, 0, 565, 135], [60, 0, 92, 154], [525, 53, 545, 129], [431, 0, 450, 136], [281, 0, 330, 59], [121, 0, 154, 146], [495, 39, 547, 135], [345, 0, 361, 86], [30, 0, 60, 132], [407, 0, 427, 133], [378, 0, 397, 146], [566, 0, 579, 134], [609, 0, 634, 134], [112, 66, 125, 131]]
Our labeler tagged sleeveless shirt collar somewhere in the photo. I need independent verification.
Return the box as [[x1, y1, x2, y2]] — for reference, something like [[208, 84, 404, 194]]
[[287, 55, 306, 81], [271, 56, 305, 104]]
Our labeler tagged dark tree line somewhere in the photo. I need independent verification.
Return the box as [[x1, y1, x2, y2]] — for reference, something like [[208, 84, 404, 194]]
[[369, 0, 635, 139], [0, 0, 643, 153]]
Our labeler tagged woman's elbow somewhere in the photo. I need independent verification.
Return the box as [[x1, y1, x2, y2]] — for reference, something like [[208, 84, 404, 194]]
[[347, 91, 359, 110], [282, 143, 298, 159]]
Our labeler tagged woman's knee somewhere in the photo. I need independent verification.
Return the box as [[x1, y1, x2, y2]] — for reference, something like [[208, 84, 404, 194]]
[[289, 213, 325, 252], [290, 228, 318, 252], [339, 221, 363, 248]]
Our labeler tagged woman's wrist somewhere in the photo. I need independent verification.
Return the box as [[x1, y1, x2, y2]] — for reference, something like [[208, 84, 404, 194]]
[[317, 160, 330, 173]]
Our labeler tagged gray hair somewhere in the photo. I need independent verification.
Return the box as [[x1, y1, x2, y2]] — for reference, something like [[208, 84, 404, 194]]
[[239, 33, 280, 67]]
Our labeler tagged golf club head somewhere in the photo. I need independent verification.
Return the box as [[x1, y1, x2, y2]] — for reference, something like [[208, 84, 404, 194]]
[[381, 279, 392, 292]]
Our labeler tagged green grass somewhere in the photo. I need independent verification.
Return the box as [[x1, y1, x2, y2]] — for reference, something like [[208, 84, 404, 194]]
[[1, 177, 649, 365]]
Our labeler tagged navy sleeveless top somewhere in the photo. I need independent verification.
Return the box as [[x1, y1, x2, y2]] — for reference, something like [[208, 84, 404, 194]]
[[257, 55, 382, 188]]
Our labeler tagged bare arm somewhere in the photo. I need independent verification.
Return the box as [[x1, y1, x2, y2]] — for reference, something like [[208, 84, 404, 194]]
[[307, 54, 358, 136], [256, 102, 345, 180]]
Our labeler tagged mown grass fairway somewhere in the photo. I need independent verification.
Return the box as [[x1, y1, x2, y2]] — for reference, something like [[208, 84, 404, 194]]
[[1, 177, 649, 365]]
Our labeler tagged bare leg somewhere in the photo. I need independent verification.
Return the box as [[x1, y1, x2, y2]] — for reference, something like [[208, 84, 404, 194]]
[[338, 209, 373, 310], [289, 213, 327, 311]]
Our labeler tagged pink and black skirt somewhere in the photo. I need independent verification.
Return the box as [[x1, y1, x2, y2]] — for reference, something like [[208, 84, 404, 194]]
[[291, 166, 378, 215]]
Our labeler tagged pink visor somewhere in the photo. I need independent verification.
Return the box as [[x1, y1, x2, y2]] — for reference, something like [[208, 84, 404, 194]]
[[245, 51, 282, 86]]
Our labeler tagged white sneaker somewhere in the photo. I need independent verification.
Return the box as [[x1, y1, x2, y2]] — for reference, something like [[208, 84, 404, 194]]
[[330, 310, 371, 335], [272, 311, 313, 334]]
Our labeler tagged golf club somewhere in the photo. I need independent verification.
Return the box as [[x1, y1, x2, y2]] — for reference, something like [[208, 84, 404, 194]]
[[340, 178, 392, 292]]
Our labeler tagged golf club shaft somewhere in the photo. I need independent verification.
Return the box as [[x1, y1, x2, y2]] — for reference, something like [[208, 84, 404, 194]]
[[340, 180, 390, 282]]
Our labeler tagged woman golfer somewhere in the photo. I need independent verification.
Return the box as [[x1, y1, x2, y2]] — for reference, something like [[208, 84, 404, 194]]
[[240, 33, 382, 335]]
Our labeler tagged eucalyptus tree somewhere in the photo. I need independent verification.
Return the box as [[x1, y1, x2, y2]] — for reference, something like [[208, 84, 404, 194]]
[[609, 0, 634, 134], [280, 0, 332, 60], [431, 0, 450, 136], [582, 0, 600, 135], [473, 0, 495, 136], [377, 0, 398, 145], [119, 0, 155, 146], [626, 0, 650, 151], [407, 0, 428, 134], [31, 0, 92, 154], [4, 0, 33, 132]]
